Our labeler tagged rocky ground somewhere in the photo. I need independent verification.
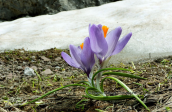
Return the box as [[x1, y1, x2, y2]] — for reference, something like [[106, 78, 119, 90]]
[[0, 48, 172, 112]]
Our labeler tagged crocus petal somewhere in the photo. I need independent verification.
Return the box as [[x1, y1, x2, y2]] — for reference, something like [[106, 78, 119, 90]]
[[81, 37, 91, 66], [97, 24, 103, 32], [61, 52, 80, 68], [81, 37, 95, 75], [112, 32, 132, 55], [69, 45, 84, 67], [105, 27, 122, 57], [89, 24, 108, 56]]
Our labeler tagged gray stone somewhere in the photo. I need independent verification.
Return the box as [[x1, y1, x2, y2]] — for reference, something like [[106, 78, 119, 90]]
[[31, 56, 36, 60], [38, 67, 43, 70], [0, 75, 5, 81], [17, 66, 23, 70], [24, 67, 36, 76], [44, 65, 52, 69], [0, 65, 3, 70], [55, 66, 61, 69], [31, 66, 37, 71], [55, 57, 61, 61], [40, 56, 51, 61], [22, 62, 27, 65], [41, 69, 53, 75], [14, 61, 18, 64], [0, 0, 119, 21]]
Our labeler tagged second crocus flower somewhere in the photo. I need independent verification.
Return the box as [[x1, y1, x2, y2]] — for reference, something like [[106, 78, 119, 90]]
[[61, 37, 95, 85]]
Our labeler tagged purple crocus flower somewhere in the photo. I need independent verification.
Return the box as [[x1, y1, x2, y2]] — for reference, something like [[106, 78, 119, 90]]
[[61, 37, 95, 81], [89, 24, 132, 67]]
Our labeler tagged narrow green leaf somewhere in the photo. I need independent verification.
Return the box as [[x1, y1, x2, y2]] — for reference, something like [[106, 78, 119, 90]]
[[133, 82, 142, 86], [91, 68, 132, 87], [77, 81, 91, 86], [100, 77, 149, 111], [102, 72, 147, 80], [20, 84, 88, 107], [75, 99, 89, 107], [85, 87, 134, 101]]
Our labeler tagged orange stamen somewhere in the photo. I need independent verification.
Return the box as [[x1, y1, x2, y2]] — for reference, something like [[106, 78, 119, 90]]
[[80, 43, 84, 49], [102, 25, 109, 38]]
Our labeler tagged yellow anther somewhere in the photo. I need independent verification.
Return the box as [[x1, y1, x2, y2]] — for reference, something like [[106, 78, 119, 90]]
[[80, 43, 84, 49], [102, 25, 109, 38]]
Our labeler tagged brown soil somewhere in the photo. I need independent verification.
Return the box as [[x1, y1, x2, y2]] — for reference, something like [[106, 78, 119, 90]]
[[0, 48, 172, 112]]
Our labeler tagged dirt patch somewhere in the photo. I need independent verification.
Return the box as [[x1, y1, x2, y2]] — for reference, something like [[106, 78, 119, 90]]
[[0, 48, 172, 112]]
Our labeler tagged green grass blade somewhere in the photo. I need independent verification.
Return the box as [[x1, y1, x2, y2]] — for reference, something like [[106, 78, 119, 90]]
[[34, 70, 42, 81]]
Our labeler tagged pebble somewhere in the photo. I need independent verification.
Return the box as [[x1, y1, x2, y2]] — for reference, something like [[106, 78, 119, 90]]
[[31, 66, 37, 71], [41, 69, 53, 75], [40, 56, 51, 61], [55, 57, 61, 61], [24, 67, 36, 76], [55, 66, 61, 69]]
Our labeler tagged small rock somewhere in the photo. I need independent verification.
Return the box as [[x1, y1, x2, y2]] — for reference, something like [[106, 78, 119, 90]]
[[0, 65, 3, 70], [45, 65, 52, 69], [0, 106, 8, 112], [31, 56, 36, 60], [31, 60, 36, 62], [6, 73, 16, 79], [22, 86, 32, 93], [154, 58, 163, 63], [24, 67, 36, 76], [63, 72, 72, 77], [23, 61, 27, 65], [14, 82, 19, 86], [0, 76, 6, 81], [37, 63, 42, 67], [19, 50, 24, 53], [10, 85, 14, 90], [31, 66, 37, 71], [46, 61, 52, 65], [41, 69, 53, 75], [40, 56, 51, 61], [55, 57, 61, 61], [17, 66, 23, 70], [55, 66, 61, 69], [38, 67, 43, 70], [14, 61, 18, 64]]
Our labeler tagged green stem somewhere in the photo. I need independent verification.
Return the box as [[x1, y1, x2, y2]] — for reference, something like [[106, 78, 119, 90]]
[[95, 72, 102, 92]]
